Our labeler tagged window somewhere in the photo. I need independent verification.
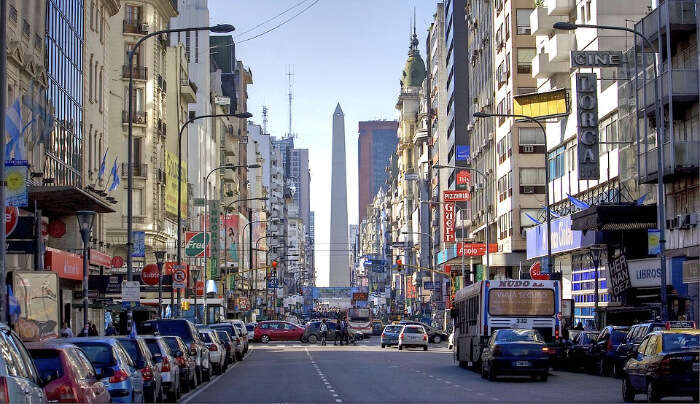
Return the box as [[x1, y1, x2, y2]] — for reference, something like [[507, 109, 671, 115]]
[[22, 19, 30, 37], [133, 189, 144, 215], [517, 48, 536, 74], [586, 1, 592, 22], [516, 9, 533, 35], [195, 30, 199, 63], [497, 171, 512, 201], [125, 44, 141, 67], [9, 5, 17, 23], [98, 68, 104, 112], [599, 113, 619, 153], [125, 5, 140, 24], [90, 1, 95, 30], [548, 146, 566, 179], [519, 168, 546, 185], [498, 211, 513, 239], [124, 87, 144, 113], [566, 144, 577, 172], [185, 31, 191, 62], [496, 26, 503, 51], [505, 13, 510, 39], [519, 127, 545, 145], [88, 55, 94, 102], [517, 87, 536, 95]]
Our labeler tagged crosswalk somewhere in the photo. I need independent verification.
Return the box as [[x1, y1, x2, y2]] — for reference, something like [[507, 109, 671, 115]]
[[252, 340, 453, 353]]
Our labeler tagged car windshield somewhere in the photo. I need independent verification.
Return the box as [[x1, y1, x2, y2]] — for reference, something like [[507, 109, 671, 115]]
[[495, 329, 543, 343], [151, 321, 193, 343], [611, 331, 628, 344], [200, 333, 213, 343], [662, 333, 700, 351], [216, 331, 229, 341], [144, 339, 168, 357], [162, 338, 181, 354], [403, 327, 423, 334], [73, 343, 116, 367], [384, 326, 402, 333], [29, 349, 65, 378], [118, 339, 144, 362]]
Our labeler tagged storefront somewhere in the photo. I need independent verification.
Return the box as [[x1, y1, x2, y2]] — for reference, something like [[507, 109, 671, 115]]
[[44, 247, 93, 335]]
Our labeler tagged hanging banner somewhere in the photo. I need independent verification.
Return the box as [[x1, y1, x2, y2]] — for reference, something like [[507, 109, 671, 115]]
[[576, 73, 600, 180], [165, 151, 187, 216], [132, 231, 145, 257], [209, 200, 220, 279], [4, 161, 28, 207], [443, 202, 456, 242], [608, 254, 632, 298]]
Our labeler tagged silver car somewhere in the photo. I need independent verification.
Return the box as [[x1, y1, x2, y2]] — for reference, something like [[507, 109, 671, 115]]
[[199, 330, 226, 375], [398, 325, 429, 351], [0, 323, 46, 403], [230, 320, 250, 354], [143, 336, 181, 401]]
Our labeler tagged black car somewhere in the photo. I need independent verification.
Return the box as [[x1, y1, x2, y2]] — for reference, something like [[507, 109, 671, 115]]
[[615, 321, 696, 377], [588, 325, 629, 376], [480, 329, 550, 382], [564, 331, 599, 371], [398, 321, 448, 344], [622, 330, 699, 403], [302, 321, 338, 344]]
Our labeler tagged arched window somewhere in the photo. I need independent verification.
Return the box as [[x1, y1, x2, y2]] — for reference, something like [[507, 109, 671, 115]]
[[88, 54, 94, 102], [98, 68, 104, 112]]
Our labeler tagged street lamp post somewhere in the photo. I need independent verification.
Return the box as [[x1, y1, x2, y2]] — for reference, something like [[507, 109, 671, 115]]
[[241, 218, 278, 313], [402, 231, 434, 313], [553, 21, 669, 321], [190, 267, 201, 323], [76, 211, 96, 336], [126, 24, 235, 328], [176, 112, 252, 317], [154, 250, 166, 318], [433, 165, 491, 279]]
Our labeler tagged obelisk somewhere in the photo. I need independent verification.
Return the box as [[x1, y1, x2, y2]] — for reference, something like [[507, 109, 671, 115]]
[[329, 103, 350, 286]]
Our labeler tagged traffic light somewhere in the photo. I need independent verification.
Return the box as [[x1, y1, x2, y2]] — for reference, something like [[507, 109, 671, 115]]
[[271, 260, 278, 277], [396, 258, 403, 272], [181, 301, 190, 311]]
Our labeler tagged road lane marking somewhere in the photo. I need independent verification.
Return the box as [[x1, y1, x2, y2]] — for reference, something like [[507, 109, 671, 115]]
[[180, 352, 244, 404], [305, 347, 343, 404]]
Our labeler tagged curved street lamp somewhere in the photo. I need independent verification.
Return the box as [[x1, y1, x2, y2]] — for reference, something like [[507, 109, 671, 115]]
[[76, 210, 96, 335]]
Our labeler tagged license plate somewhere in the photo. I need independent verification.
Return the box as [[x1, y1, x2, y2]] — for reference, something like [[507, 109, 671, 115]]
[[693, 363, 699, 372], [514, 361, 531, 367]]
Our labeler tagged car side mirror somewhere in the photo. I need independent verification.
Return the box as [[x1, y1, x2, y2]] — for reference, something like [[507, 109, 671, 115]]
[[97, 367, 115, 379], [39, 369, 59, 386]]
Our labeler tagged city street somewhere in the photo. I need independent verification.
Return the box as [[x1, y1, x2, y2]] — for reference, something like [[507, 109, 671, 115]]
[[179, 337, 627, 403]]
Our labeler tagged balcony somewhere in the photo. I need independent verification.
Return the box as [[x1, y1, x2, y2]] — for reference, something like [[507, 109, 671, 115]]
[[123, 20, 148, 35], [121, 163, 149, 178], [546, 31, 574, 62], [122, 65, 147, 80], [180, 79, 196, 103], [530, 6, 567, 36], [532, 51, 569, 78], [639, 140, 700, 183], [636, 68, 699, 111], [637, 0, 697, 42], [546, 0, 575, 16], [122, 110, 147, 125]]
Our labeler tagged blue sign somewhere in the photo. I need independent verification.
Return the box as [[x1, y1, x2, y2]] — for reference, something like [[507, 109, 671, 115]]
[[526, 215, 599, 259], [267, 279, 278, 288], [423, 281, 435, 290], [436, 244, 458, 265], [132, 231, 145, 257], [456, 145, 470, 161]]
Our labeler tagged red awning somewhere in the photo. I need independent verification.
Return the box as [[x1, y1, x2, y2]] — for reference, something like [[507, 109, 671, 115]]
[[45, 247, 82, 280]]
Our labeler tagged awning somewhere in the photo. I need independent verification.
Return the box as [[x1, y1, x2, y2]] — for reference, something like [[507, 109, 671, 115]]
[[571, 204, 657, 231], [29, 186, 115, 217]]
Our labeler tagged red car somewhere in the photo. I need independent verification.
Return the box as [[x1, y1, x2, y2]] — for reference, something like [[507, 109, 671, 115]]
[[254, 321, 305, 343], [28, 341, 111, 403]]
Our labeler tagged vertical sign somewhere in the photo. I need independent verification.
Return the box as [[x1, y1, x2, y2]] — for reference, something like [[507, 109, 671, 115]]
[[209, 200, 220, 279], [5, 161, 29, 207], [576, 73, 599, 180], [132, 231, 145, 257], [608, 254, 632, 299], [647, 229, 661, 255], [443, 202, 456, 242]]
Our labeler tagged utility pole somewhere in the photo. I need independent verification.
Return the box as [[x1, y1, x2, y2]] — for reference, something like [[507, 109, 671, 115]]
[[0, 0, 8, 323]]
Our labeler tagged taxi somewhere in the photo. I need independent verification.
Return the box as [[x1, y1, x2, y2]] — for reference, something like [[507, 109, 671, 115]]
[[622, 329, 699, 402]]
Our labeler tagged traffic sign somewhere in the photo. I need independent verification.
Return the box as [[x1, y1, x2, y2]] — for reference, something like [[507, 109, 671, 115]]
[[172, 265, 187, 289], [5, 206, 18, 236], [141, 264, 160, 286], [121, 281, 140, 302]]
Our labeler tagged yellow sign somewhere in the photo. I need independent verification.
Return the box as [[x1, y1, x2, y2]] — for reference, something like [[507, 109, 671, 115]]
[[513, 88, 569, 119], [165, 151, 187, 216]]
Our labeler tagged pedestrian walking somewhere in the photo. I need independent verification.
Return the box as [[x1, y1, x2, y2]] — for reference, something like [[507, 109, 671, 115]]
[[60, 322, 73, 338], [105, 322, 117, 336], [320, 319, 328, 346], [342, 319, 350, 345], [88, 323, 99, 336], [335, 319, 343, 346]]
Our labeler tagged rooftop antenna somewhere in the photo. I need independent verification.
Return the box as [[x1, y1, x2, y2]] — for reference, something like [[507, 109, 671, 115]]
[[287, 65, 295, 139], [262, 105, 269, 135]]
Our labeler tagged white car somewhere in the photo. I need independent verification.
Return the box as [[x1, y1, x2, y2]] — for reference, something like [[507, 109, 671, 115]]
[[230, 320, 250, 354], [144, 336, 181, 401], [448, 332, 454, 350], [398, 325, 429, 351], [199, 330, 226, 375]]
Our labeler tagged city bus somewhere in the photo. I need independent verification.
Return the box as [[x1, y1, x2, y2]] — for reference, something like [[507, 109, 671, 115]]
[[452, 279, 561, 368], [347, 307, 372, 338]]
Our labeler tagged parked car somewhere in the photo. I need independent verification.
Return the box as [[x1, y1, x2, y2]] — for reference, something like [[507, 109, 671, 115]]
[[161, 336, 196, 393], [209, 322, 246, 360], [229, 320, 251, 354], [199, 329, 226, 375], [380, 325, 403, 348], [254, 321, 305, 343], [116, 336, 163, 403], [588, 326, 629, 376], [480, 329, 550, 382], [214, 330, 235, 367], [28, 341, 110, 403], [0, 324, 47, 404], [398, 320, 448, 343], [63, 337, 144, 403], [448, 332, 454, 350], [398, 325, 428, 351], [371, 320, 384, 336], [246, 323, 256, 335], [564, 331, 599, 371], [622, 329, 699, 403], [303, 320, 338, 344], [140, 319, 211, 384], [143, 336, 180, 401], [231, 326, 245, 360]]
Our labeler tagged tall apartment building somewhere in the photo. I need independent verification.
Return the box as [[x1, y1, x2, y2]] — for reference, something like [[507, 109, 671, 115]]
[[357, 120, 399, 222], [289, 148, 311, 232]]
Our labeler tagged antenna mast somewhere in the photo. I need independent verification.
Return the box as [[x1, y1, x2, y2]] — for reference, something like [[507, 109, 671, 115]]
[[287, 65, 294, 138], [262, 105, 268, 134]]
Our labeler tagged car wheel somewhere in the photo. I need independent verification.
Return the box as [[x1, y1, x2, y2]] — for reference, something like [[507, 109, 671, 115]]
[[398, 345, 403, 350], [622, 377, 635, 402], [236, 352, 243, 361], [646, 381, 660, 403], [488, 365, 497, 381], [423, 346, 428, 351], [261, 335, 270, 344], [432, 335, 441, 344], [308, 334, 318, 344]]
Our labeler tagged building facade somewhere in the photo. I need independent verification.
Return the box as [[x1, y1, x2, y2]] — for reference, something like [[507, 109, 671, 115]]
[[357, 120, 398, 223]]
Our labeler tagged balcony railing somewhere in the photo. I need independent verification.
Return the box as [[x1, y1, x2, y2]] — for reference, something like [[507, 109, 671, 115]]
[[122, 65, 147, 80], [122, 110, 147, 124], [637, 0, 697, 41], [636, 68, 699, 110], [640, 140, 700, 182], [123, 20, 148, 35], [121, 163, 149, 178]]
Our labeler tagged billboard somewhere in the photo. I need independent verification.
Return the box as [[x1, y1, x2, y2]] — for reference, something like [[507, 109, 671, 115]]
[[443, 202, 455, 242], [513, 88, 569, 120], [13, 272, 59, 341], [185, 232, 210, 258], [575, 73, 600, 180], [165, 151, 187, 216]]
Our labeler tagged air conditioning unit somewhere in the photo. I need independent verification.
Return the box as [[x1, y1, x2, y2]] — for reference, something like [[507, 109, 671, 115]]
[[521, 145, 535, 153], [523, 186, 535, 194], [670, 216, 680, 229], [678, 214, 691, 229], [689, 213, 699, 226], [140, 23, 149, 33]]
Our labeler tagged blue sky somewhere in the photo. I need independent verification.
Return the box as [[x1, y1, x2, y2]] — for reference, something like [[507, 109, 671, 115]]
[[208, 0, 437, 286]]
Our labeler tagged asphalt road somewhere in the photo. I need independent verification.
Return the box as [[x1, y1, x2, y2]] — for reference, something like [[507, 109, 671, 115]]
[[177, 337, 691, 403]]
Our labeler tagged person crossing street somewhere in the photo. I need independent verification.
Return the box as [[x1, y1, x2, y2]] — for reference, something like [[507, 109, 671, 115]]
[[320, 319, 329, 346]]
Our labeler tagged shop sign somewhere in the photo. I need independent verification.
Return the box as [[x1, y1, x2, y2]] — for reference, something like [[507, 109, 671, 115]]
[[627, 258, 672, 288], [457, 243, 498, 257], [89, 249, 112, 267], [576, 73, 600, 180], [111, 256, 124, 268], [456, 170, 471, 186], [570, 51, 623, 68], [647, 229, 661, 255], [209, 200, 220, 279], [443, 202, 455, 242], [444, 190, 471, 202], [45, 247, 82, 280], [608, 254, 632, 298], [185, 232, 209, 258], [13, 271, 59, 341], [456, 145, 470, 161], [526, 215, 598, 259], [5, 206, 18, 236], [140, 264, 160, 286]]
